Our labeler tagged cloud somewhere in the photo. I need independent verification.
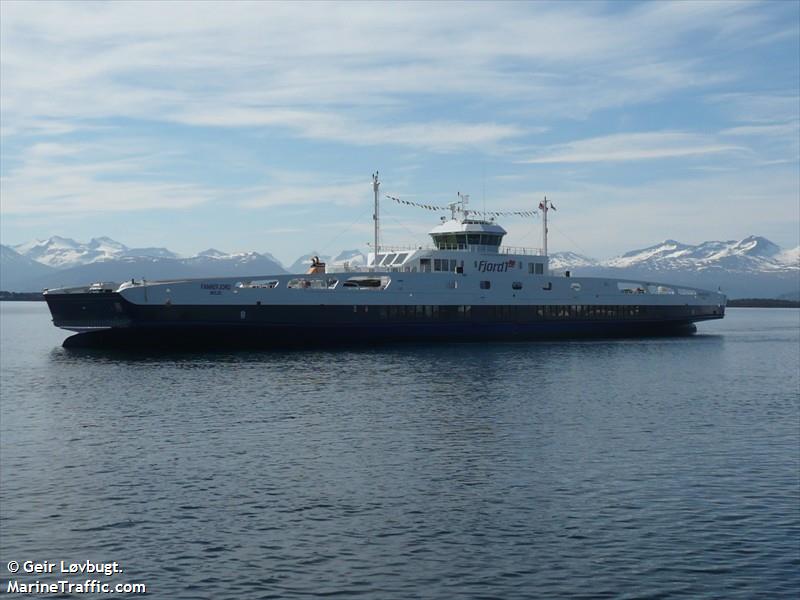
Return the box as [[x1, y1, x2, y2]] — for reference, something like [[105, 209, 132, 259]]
[[719, 121, 800, 165], [520, 132, 746, 164], [2, 0, 792, 143], [1, 175, 211, 215], [0, 142, 213, 214], [174, 107, 526, 152], [240, 181, 371, 209], [706, 93, 800, 124], [720, 122, 800, 137]]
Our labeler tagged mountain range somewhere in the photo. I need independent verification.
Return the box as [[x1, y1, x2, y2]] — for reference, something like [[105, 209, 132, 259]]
[[547, 236, 799, 272], [548, 236, 798, 298], [1, 235, 797, 298]]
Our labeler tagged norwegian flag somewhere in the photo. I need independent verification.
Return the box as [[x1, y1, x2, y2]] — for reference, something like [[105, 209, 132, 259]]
[[538, 201, 545, 210]]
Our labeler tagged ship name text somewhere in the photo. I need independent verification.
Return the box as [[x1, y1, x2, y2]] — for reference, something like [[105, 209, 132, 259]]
[[477, 260, 512, 273]]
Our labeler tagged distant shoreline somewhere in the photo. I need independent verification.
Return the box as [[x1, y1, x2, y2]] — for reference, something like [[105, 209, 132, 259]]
[[726, 299, 800, 308], [1, 292, 45, 301], [1, 290, 797, 308]]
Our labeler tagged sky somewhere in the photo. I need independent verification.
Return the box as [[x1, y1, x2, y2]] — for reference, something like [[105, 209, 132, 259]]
[[1, 0, 798, 266]]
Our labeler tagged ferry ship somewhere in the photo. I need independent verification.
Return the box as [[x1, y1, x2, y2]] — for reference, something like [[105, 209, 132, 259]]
[[44, 174, 726, 347]]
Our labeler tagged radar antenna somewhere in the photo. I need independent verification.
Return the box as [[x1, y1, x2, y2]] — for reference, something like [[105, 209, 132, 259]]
[[448, 192, 470, 221]]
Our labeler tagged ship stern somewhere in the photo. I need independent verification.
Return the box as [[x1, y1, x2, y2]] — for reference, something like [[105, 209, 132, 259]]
[[44, 286, 132, 332]]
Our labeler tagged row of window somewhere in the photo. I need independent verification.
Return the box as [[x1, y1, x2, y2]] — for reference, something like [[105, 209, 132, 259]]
[[433, 258, 459, 272], [403, 259, 546, 275], [432, 234, 503, 249], [357, 304, 658, 321], [418, 258, 464, 273]]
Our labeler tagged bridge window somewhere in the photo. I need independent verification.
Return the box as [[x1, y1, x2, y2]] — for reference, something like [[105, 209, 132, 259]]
[[434, 233, 503, 248], [432, 234, 465, 249]]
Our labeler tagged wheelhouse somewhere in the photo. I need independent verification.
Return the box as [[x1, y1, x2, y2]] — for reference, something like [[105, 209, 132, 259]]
[[428, 218, 507, 252]]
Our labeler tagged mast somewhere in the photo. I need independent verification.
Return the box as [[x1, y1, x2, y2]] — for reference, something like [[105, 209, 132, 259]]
[[539, 196, 556, 256], [542, 196, 548, 256], [372, 171, 380, 268]]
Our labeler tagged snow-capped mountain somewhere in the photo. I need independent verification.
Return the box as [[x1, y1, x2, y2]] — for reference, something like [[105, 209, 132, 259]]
[[548, 236, 799, 299], [548, 251, 598, 271], [4, 237, 287, 291], [6, 252, 286, 292], [601, 236, 796, 273], [776, 246, 800, 268], [331, 249, 367, 268], [124, 247, 180, 260], [190, 249, 285, 265], [13, 236, 179, 268], [196, 248, 228, 258], [13, 236, 118, 268]]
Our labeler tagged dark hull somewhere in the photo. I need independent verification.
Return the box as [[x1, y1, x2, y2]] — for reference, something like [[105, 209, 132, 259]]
[[46, 292, 723, 349]]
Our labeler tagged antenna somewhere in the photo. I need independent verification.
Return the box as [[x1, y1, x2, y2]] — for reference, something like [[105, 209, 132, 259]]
[[453, 192, 470, 220], [482, 165, 486, 220], [372, 171, 380, 269]]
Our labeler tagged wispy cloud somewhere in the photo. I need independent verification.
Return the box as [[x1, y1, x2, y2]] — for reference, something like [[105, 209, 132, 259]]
[[1, 175, 212, 215], [2, 1, 791, 141], [174, 107, 526, 152], [720, 122, 800, 137], [520, 132, 746, 164], [706, 93, 800, 124], [1, 142, 214, 214], [240, 181, 370, 209]]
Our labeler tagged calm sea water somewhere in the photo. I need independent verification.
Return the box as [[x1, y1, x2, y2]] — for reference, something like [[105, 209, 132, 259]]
[[1, 302, 798, 599]]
